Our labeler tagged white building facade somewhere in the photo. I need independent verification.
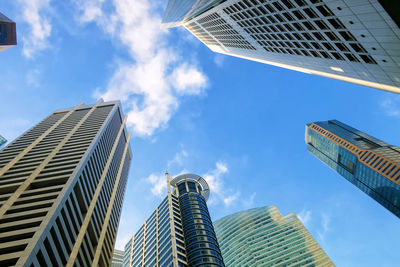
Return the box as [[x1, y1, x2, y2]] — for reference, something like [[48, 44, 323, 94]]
[[163, 0, 400, 93]]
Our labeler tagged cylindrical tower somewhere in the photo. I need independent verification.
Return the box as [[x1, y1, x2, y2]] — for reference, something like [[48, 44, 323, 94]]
[[170, 173, 225, 267]]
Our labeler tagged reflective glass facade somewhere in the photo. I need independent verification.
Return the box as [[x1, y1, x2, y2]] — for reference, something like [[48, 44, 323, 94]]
[[163, 0, 400, 93], [306, 120, 400, 218], [122, 173, 224, 267], [0, 134, 6, 148], [0, 12, 16, 52], [214, 206, 334, 266]]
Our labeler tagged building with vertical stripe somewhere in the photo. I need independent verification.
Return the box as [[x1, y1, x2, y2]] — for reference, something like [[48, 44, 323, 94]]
[[0, 100, 132, 266], [122, 173, 224, 267], [306, 120, 400, 218], [0, 12, 17, 52], [214, 206, 334, 266], [162, 0, 400, 93], [111, 249, 124, 267]]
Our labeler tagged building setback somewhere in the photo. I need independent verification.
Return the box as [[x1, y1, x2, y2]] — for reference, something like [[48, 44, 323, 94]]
[[306, 120, 400, 218], [122, 173, 224, 267], [0, 12, 16, 52], [163, 0, 400, 93], [214, 206, 334, 266], [0, 100, 132, 266]]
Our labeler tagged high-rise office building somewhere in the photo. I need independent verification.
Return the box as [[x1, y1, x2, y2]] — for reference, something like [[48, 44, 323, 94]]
[[306, 120, 400, 218], [214, 206, 334, 266], [0, 12, 17, 52], [0, 134, 6, 148], [122, 173, 224, 267], [162, 0, 400, 93], [111, 249, 124, 267], [0, 100, 132, 266]]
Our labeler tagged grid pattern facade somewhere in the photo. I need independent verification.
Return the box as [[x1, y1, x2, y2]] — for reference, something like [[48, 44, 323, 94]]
[[214, 206, 334, 266], [0, 100, 132, 266], [168, 0, 400, 92], [122, 173, 224, 267], [306, 120, 400, 218], [123, 195, 187, 267], [0, 12, 16, 52], [175, 178, 224, 266], [111, 249, 124, 267]]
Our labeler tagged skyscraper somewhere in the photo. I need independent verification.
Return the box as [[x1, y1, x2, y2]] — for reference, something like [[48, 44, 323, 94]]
[[111, 249, 124, 267], [162, 0, 400, 93], [122, 173, 224, 267], [306, 120, 400, 218], [0, 100, 132, 266], [0, 12, 17, 52], [214, 206, 334, 266], [0, 134, 6, 148]]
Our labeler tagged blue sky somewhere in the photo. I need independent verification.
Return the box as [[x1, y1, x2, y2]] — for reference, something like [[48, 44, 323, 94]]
[[1, 1, 400, 266]]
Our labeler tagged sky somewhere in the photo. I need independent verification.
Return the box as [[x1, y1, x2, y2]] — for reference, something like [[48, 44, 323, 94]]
[[1, 0, 400, 266]]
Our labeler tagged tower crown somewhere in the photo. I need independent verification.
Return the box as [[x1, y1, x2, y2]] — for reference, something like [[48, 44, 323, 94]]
[[170, 173, 210, 201]]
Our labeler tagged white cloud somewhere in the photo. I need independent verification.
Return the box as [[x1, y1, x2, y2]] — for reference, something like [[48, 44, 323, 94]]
[[167, 147, 188, 168], [203, 162, 240, 206], [81, 0, 208, 136], [18, 0, 52, 58], [381, 96, 400, 117], [213, 54, 226, 67], [317, 213, 331, 241], [242, 192, 256, 208], [145, 173, 167, 197], [26, 68, 42, 87], [223, 192, 240, 206], [298, 209, 312, 226]]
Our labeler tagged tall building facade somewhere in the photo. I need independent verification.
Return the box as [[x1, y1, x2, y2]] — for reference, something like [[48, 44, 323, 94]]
[[0, 12, 16, 52], [111, 249, 124, 267], [122, 173, 224, 267], [214, 206, 335, 267], [214, 206, 334, 266], [306, 120, 400, 218], [0, 100, 132, 266], [163, 0, 400, 93], [0, 134, 6, 148]]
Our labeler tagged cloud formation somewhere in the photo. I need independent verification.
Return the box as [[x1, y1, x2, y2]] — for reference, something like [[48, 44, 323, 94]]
[[80, 0, 208, 136], [381, 96, 400, 117], [18, 0, 52, 58], [203, 162, 240, 206], [145, 160, 241, 207], [297, 209, 312, 226]]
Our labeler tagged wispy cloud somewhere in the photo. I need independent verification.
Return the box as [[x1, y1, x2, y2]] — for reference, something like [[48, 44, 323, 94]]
[[145, 173, 167, 197], [381, 96, 400, 117], [18, 0, 52, 58], [298, 209, 312, 227], [145, 161, 241, 207], [317, 213, 331, 241], [167, 147, 188, 168], [203, 162, 240, 206], [77, 0, 208, 136]]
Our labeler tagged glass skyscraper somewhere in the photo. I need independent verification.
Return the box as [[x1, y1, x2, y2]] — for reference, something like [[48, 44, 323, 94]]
[[162, 0, 400, 93], [0, 134, 6, 148], [214, 206, 334, 266], [306, 120, 400, 218], [122, 173, 224, 267], [0, 100, 132, 266], [0, 12, 16, 52]]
